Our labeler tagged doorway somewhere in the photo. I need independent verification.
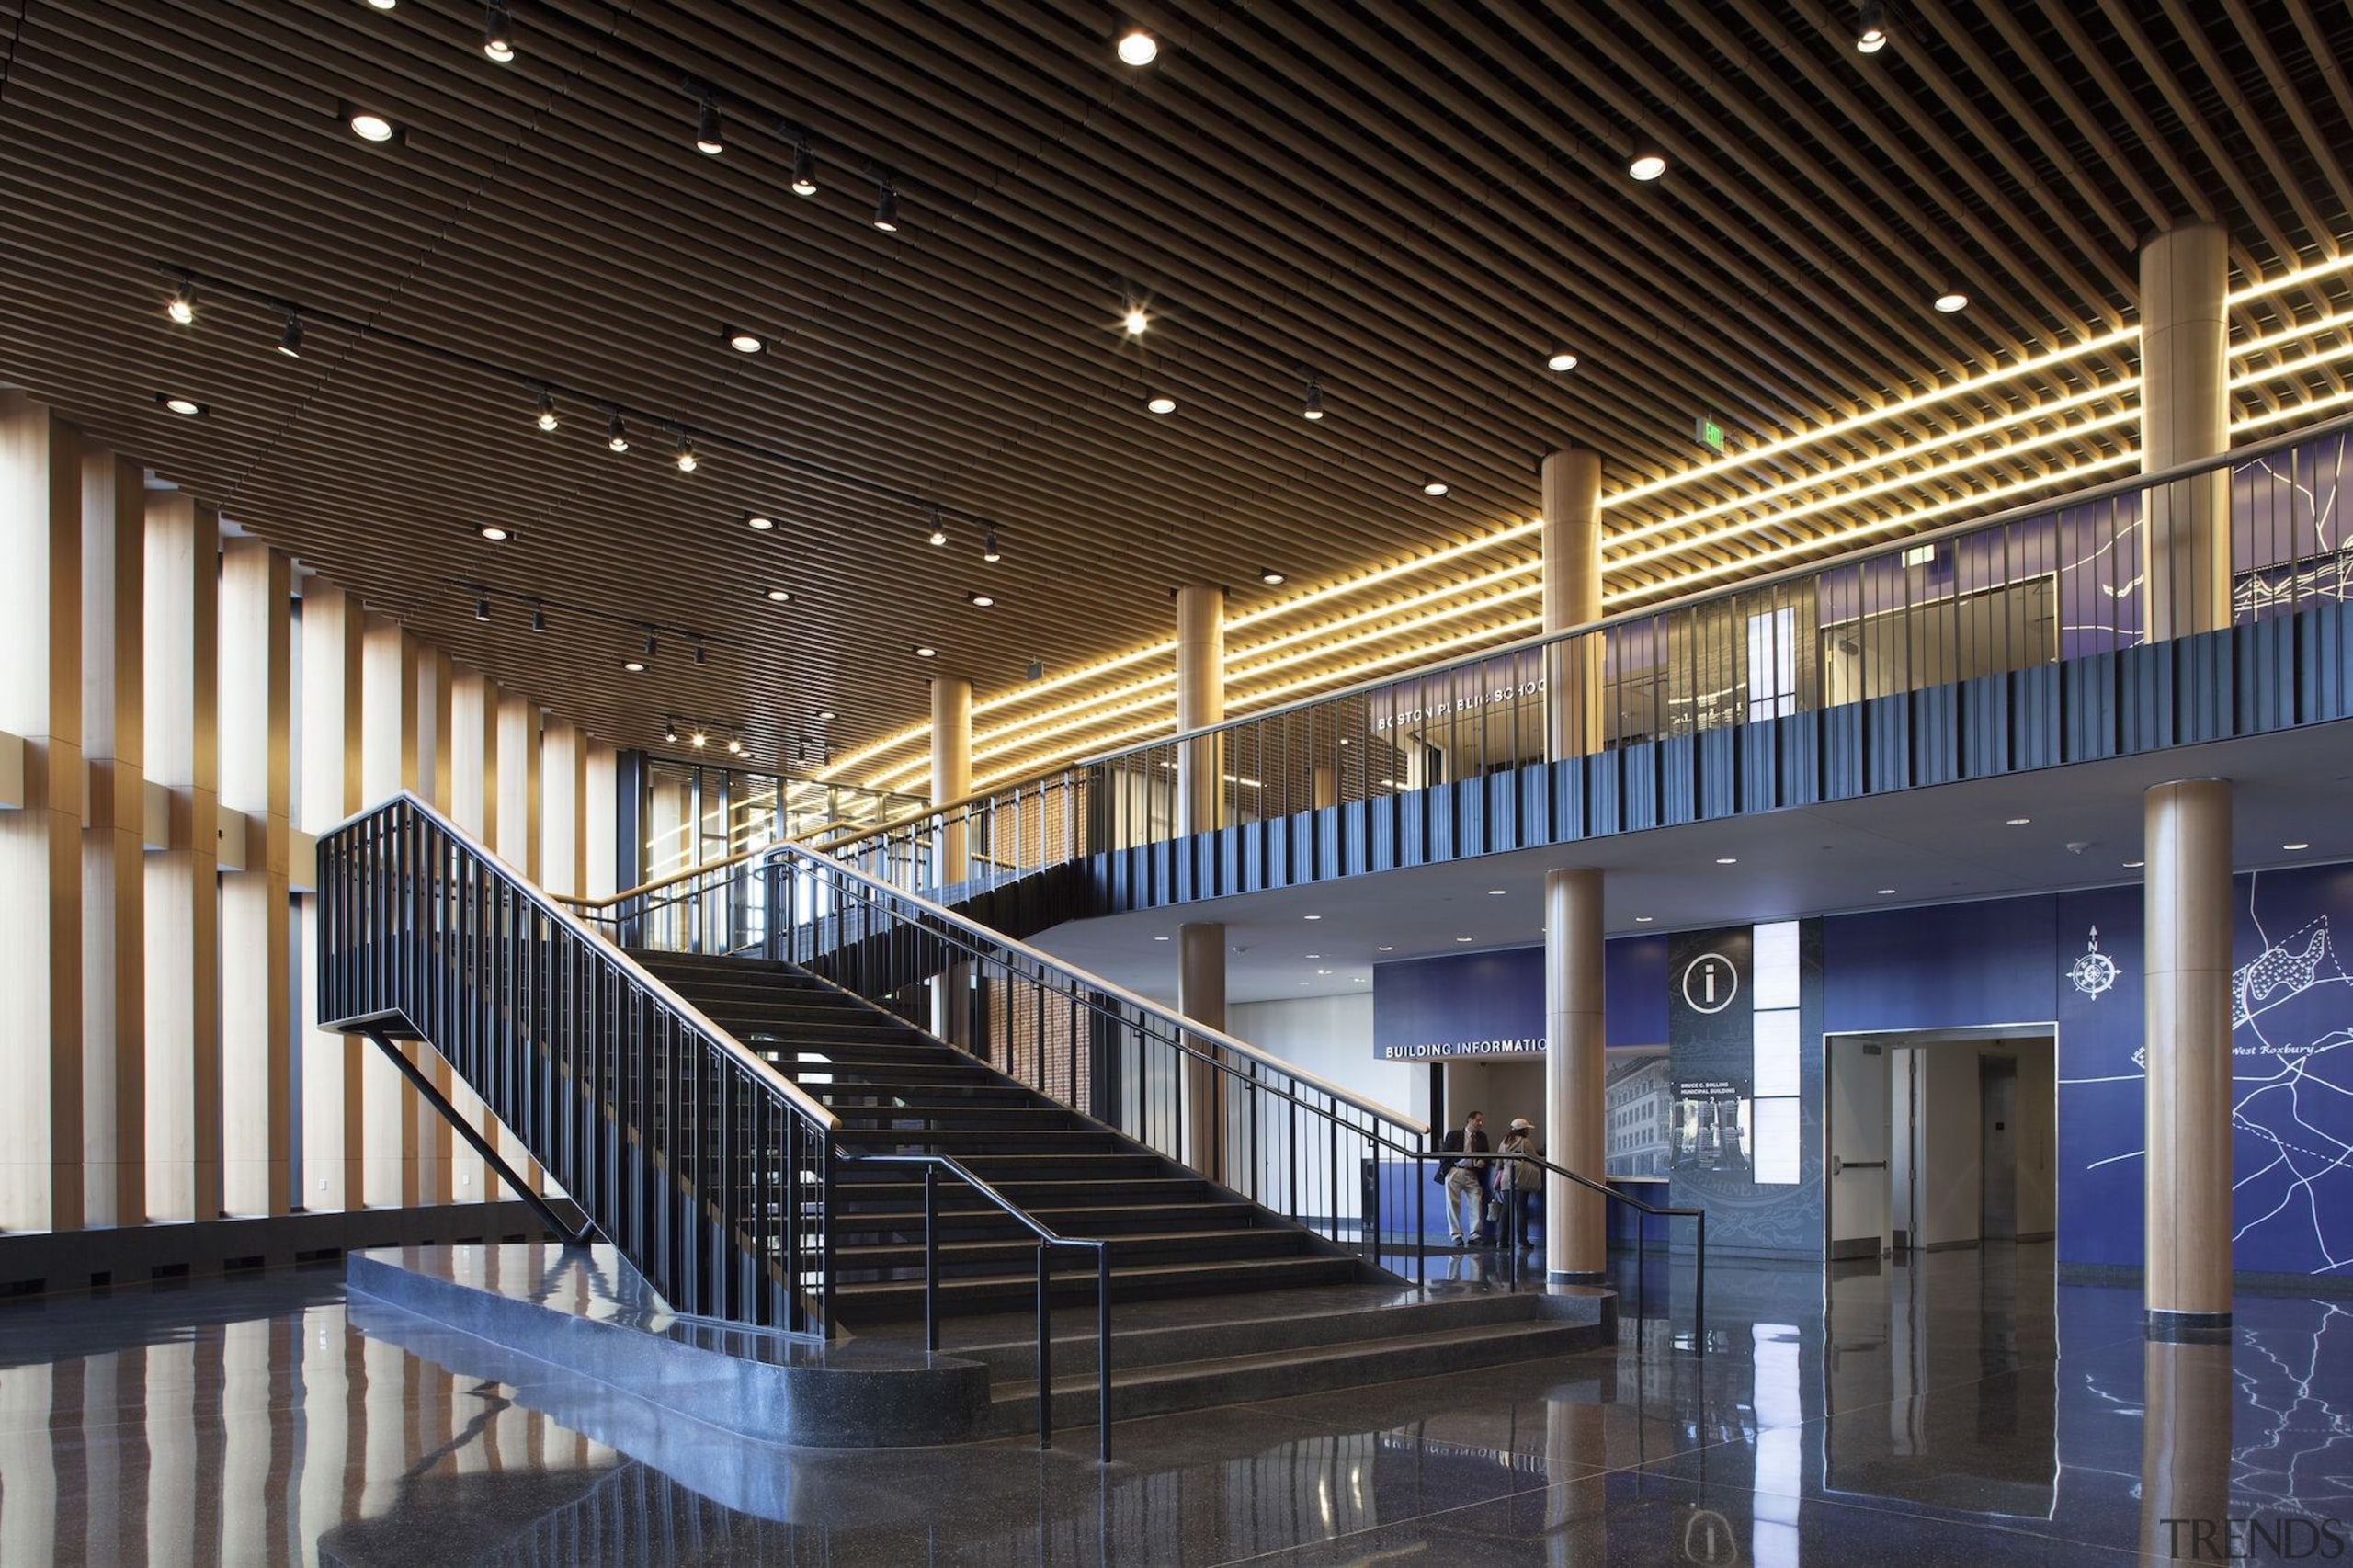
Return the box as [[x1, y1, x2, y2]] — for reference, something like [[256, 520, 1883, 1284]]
[[1824, 1026, 2057, 1261]]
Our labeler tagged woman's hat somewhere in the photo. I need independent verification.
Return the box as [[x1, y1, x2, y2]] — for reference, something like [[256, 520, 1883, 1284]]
[[1509, 1117, 1534, 1131]]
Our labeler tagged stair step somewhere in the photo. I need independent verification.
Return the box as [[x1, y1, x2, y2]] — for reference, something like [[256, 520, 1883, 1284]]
[[835, 1177, 1211, 1209], [829, 1227, 1298, 1276], [831, 1201, 1254, 1240], [834, 1128, 1127, 1152], [812, 1084, 1039, 1106], [827, 1105, 1080, 1130], [833, 1254, 1362, 1323]]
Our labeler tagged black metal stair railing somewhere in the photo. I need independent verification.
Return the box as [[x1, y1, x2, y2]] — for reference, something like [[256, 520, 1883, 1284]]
[[315, 791, 841, 1335]]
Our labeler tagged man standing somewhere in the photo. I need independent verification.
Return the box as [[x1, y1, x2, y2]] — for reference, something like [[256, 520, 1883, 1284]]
[[1435, 1109, 1491, 1246]]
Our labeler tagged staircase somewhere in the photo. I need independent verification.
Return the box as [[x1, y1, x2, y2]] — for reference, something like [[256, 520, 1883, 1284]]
[[635, 949, 1371, 1326]]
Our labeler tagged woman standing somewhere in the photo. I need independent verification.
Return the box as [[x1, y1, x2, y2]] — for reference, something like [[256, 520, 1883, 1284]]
[[1495, 1118, 1542, 1250]]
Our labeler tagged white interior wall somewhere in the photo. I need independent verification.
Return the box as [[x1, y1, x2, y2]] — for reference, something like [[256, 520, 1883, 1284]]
[[1912, 1036, 2057, 1249], [1225, 994, 1425, 1121], [2013, 1039, 2057, 1238]]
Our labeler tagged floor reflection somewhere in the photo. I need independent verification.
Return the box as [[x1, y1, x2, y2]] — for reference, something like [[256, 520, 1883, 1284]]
[[3, 1243, 2352, 1564]]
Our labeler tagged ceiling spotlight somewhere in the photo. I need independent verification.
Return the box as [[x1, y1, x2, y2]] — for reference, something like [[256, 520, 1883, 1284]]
[[475, 595, 491, 622], [690, 725, 708, 748], [347, 108, 399, 143], [695, 97, 724, 156], [1123, 303, 1149, 335], [1378, 945, 1394, 951], [1455, 936, 1473, 943], [724, 327, 765, 354], [745, 512, 775, 531], [534, 391, 559, 431], [1421, 478, 1449, 496], [2285, 841, 2312, 851], [607, 413, 629, 452], [1628, 143, 1667, 181], [726, 732, 744, 756], [1258, 567, 1286, 585], [967, 590, 994, 608], [1486, 888, 1506, 896], [1934, 290, 1970, 312], [166, 279, 195, 325], [530, 605, 546, 632], [1145, 392, 1176, 414], [927, 508, 948, 547], [2006, 816, 2031, 826], [1633, 915, 1654, 924], [366, 0, 396, 8], [790, 136, 817, 197], [913, 644, 938, 658], [277, 313, 305, 358], [1302, 914, 1322, 922], [1302, 379, 1324, 420], [692, 639, 707, 666], [1856, 0, 1890, 52], [1546, 348, 1578, 372], [154, 392, 207, 416], [483, 1, 515, 62], [873, 183, 900, 232], [642, 631, 657, 662], [1117, 28, 1158, 65], [983, 526, 1002, 562], [478, 524, 510, 541], [816, 709, 835, 722], [664, 719, 680, 744], [1877, 888, 1897, 895], [766, 587, 793, 602], [676, 437, 698, 473], [1714, 856, 1738, 865], [2124, 858, 2146, 869]]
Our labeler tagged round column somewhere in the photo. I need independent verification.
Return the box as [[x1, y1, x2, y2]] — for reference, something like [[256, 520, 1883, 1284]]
[[1541, 449, 1603, 760], [1544, 866, 1607, 1281], [2143, 777, 2233, 1337], [928, 675, 972, 885], [2140, 225, 2231, 642], [1175, 585, 1224, 835], [1178, 920, 1226, 1180]]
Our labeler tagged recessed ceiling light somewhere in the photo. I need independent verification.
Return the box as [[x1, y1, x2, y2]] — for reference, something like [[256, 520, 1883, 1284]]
[[689, 727, 708, 748], [2006, 817, 2031, 826], [1633, 915, 1654, 923], [1302, 914, 1322, 921], [1545, 349, 1578, 372], [1877, 888, 1896, 895], [1486, 888, 1506, 896], [2124, 859, 2145, 869], [478, 524, 509, 541], [1455, 936, 1473, 943], [1117, 28, 1158, 65], [1714, 857, 1738, 865], [2285, 842, 2312, 851], [913, 644, 937, 658], [1145, 392, 1177, 415], [967, 591, 994, 607], [725, 328, 765, 354], [745, 512, 775, 531], [366, 0, 395, 8], [154, 392, 206, 416], [1259, 567, 1286, 585], [1316, 968, 1331, 975], [1628, 147, 1666, 181], [815, 709, 835, 721], [1154, 935, 1170, 941], [1378, 945, 1394, 951], [623, 659, 646, 674], [765, 588, 792, 603], [1421, 479, 1449, 496], [1934, 291, 1970, 313], [1306, 953, 1322, 960], [347, 108, 399, 143]]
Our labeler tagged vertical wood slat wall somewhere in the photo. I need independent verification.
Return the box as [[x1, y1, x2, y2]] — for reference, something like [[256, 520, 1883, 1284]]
[[0, 392, 616, 1237]]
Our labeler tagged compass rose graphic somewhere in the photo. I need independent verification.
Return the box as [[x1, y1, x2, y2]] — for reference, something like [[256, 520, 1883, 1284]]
[[2068, 925, 2119, 999]]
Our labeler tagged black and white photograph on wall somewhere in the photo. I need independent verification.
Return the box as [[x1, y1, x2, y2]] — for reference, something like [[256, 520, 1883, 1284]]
[[1671, 1078, 1753, 1174], [1603, 1048, 1671, 1177]]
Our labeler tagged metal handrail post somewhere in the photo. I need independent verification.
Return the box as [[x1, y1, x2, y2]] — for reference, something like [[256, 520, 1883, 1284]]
[[1096, 1245, 1113, 1465], [1036, 1244, 1053, 1450], [1693, 1210, 1708, 1352], [924, 1164, 940, 1354]]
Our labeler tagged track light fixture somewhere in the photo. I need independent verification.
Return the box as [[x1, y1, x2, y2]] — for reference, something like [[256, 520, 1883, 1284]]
[[693, 639, 707, 665], [534, 390, 558, 431], [983, 526, 1002, 562], [166, 277, 195, 325], [530, 604, 547, 632], [607, 412, 629, 452], [1302, 375, 1324, 420], [676, 437, 698, 472], [1124, 301, 1149, 335], [873, 180, 900, 233], [1856, 0, 1890, 52], [789, 133, 818, 197], [278, 313, 304, 358], [690, 724, 708, 747], [642, 631, 658, 661], [483, 1, 515, 62], [927, 506, 948, 547], [726, 731, 744, 756], [665, 718, 680, 744], [695, 96, 724, 156], [475, 594, 491, 622]]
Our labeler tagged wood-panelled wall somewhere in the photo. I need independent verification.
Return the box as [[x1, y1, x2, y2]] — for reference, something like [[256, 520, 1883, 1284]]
[[0, 393, 618, 1239]]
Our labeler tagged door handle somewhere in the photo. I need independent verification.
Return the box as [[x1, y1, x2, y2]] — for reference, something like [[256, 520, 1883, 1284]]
[[1832, 1156, 1889, 1174]]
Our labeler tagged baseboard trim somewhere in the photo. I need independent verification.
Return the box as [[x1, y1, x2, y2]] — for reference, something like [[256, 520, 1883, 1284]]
[[0, 1199, 585, 1300]]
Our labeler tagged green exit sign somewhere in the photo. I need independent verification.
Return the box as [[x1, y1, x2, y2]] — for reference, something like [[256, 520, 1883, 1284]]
[[1694, 412, 1728, 453]]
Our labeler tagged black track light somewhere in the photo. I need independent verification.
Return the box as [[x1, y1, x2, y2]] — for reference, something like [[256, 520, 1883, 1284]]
[[534, 390, 558, 431], [927, 506, 948, 547], [1857, 0, 1890, 52], [726, 731, 744, 756], [483, 1, 515, 62], [530, 604, 547, 633], [475, 594, 491, 622], [690, 723, 708, 748], [983, 526, 1002, 563], [665, 718, 680, 744], [607, 412, 629, 452], [643, 631, 658, 661], [1302, 378, 1324, 421], [790, 135, 817, 198], [694, 640, 708, 666], [695, 97, 723, 156], [874, 182, 900, 232], [676, 437, 698, 473], [278, 313, 304, 358], [166, 278, 195, 325]]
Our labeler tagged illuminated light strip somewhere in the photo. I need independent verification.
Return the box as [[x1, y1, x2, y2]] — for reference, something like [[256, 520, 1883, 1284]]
[[2227, 252, 2353, 306], [2228, 341, 2353, 388], [1604, 326, 2139, 508], [870, 678, 1185, 793], [1227, 519, 1545, 632], [1604, 407, 2143, 574], [2234, 384, 2353, 430], [1230, 559, 1541, 660], [2232, 306, 2353, 360], [1605, 382, 2143, 550]]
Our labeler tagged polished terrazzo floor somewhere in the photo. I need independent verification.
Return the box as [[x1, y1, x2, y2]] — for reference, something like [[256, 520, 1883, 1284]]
[[0, 1244, 2345, 1563]]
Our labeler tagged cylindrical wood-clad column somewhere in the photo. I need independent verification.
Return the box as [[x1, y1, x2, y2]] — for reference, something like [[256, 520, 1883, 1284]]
[[2141, 225, 2230, 642], [928, 675, 972, 887], [1175, 585, 1225, 835], [1178, 920, 1226, 1182], [1541, 449, 1603, 762], [1544, 866, 1607, 1280], [2144, 777, 2233, 1337], [2138, 1337, 2234, 1563]]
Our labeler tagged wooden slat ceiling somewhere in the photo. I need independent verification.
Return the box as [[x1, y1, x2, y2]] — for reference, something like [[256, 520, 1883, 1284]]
[[1, 0, 2347, 790]]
